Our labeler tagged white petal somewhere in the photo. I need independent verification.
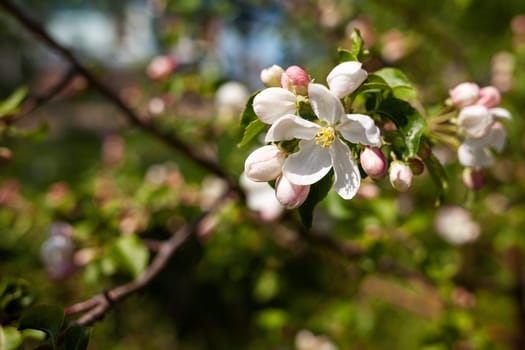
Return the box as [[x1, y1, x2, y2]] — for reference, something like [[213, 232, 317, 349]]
[[338, 114, 381, 146], [485, 122, 507, 153], [283, 139, 332, 185], [253, 87, 296, 124], [329, 138, 360, 199], [308, 83, 345, 125], [327, 61, 368, 99], [490, 107, 512, 119], [264, 115, 319, 142], [457, 105, 494, 138], [458, 142, 494, 169]]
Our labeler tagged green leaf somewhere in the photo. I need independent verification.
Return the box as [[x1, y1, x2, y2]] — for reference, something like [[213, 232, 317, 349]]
[[239, 90, 261, 132], [0, 326, 23, 350], [372, 68, 417, 100], [338, 48, 358, 62], [422, 152, 449, 205], [358, 75, 391, 95], [19, 305, 64, 349], [111, 235, 149, 278], [61, 326, 91, 350], [238, 119, 266, 148], [299, 171, 334, 229], [379, 97, 426, 158], [350, 29, 366, 60], [0, 87, 28, 118], [238, 90, 266, 148]]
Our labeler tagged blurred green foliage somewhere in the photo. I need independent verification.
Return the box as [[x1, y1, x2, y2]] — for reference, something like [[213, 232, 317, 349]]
[[1, 0, 525, 349]]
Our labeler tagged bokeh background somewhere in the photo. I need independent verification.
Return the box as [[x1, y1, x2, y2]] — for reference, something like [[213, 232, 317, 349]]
[[1, 0, 525, 349]]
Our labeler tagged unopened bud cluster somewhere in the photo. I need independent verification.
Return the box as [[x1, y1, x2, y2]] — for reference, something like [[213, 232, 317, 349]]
[[447, 82, 511, 190]]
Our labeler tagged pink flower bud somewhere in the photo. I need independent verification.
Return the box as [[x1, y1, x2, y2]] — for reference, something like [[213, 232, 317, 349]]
[[476, 86, 501, 109], [408, 157, 425, 175], [275, 175, 310, 209], [449, 82, 480, 108], [462, 168, 484, 190], [146, 55, 177, 80], [281, 65, 310, 95], [360, 147, 387, 179], [389, 161, 413, 192], [260, 65, 284, 87], [0, 147, 12, 164], [244, 145, 285, 182]]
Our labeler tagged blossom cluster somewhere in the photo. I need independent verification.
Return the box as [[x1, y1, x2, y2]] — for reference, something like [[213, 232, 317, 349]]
[[448, 82, 511, 189], [243, 62, 412, 211]]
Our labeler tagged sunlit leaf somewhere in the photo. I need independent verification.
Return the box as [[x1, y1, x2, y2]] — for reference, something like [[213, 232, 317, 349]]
[[238, 119, 266, 148], [372, 68, 417, 100], [0, 87, 28, 118], [239, 90, 261, 132], [111, 235, 150, 278], [379, 97, 426, 158], [0, 326, 23, 350], [338, 48, 358, 62]]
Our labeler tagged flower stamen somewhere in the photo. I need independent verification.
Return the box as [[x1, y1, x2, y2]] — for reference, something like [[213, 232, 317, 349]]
[[315, 127, 335, 148]]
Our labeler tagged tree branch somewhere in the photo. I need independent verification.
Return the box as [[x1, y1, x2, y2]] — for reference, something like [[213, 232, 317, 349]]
[[0, 0, 240, 193], [65, 201, 218, 327]]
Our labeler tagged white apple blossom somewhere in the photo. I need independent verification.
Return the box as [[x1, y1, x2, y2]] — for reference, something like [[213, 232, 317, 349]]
[[265, 83, 380, 199], [458, 122, 507, 169], [326, 61, 368, 99], [252, 87, 297, 124], [457, 104, 511, 138]]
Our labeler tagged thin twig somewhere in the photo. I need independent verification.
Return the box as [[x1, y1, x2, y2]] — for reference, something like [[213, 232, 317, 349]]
[[4, 67, 77, 123], [66, 207, 211, 326], [0, 0, 240, 193]]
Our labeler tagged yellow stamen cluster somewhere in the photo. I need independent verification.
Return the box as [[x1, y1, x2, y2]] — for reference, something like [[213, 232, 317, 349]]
[[315, 127, 335, 148]]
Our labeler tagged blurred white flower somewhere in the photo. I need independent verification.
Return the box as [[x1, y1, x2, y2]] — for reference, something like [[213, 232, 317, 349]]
[[295, 329, 338, 350], [434, 206, 480, 245], [458, 122, 507, 169], [449, 82, 480, 108], [215, 81, 250, 122], [40, 222, 75, 281], [240, 173, 284, 221]]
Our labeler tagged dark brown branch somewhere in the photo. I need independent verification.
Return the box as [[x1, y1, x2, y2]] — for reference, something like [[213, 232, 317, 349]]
[[65, 209, 208, 327], [0, 0, 240, 193]]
